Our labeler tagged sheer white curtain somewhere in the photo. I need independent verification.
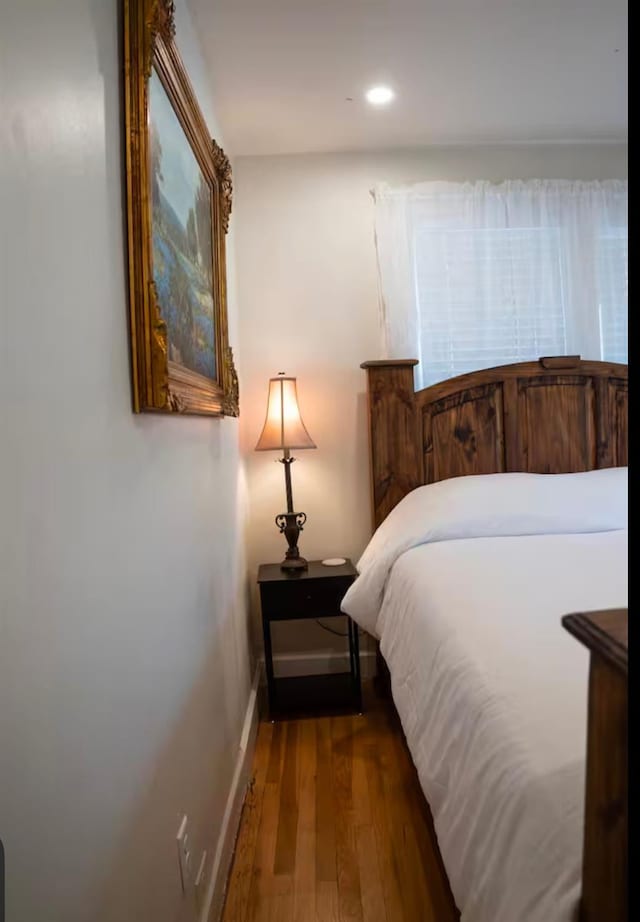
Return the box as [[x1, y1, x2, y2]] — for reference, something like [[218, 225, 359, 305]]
[[374, 180, 628, 388]]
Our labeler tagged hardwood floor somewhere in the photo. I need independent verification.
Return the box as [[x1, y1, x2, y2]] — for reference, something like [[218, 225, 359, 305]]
[[220, 684, 459, 922]]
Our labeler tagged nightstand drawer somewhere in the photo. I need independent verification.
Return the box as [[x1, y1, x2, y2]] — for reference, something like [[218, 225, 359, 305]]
[[260, 576, 353, 620]]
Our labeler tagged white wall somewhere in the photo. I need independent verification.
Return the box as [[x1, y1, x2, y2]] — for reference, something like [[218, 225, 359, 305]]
[[0, 2, 250, 921], [234, 144, 627, 658]]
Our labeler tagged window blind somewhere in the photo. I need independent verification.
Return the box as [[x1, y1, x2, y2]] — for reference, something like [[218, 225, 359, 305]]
[[374, 180, 628, 389], [414, 226, 567, 383], [596, 229, 628, 364]]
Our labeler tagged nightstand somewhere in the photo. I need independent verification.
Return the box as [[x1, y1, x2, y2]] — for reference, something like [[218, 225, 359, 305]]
[[257, 559, 362, 719]]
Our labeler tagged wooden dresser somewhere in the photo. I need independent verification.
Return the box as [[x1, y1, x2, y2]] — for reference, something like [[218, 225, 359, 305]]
[[563, 608, 628, 922]]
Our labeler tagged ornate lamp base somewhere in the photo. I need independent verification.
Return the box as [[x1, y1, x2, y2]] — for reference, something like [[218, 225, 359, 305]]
[[276, 511, 308, 572]]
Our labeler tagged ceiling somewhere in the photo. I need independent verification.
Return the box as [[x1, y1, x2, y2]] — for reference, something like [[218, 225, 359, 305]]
[[188, 0, 628, 157]]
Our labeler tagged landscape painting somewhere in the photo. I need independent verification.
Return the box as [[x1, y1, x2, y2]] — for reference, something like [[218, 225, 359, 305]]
[[148, 69, 216, 381], [124, 0, 237, 416]]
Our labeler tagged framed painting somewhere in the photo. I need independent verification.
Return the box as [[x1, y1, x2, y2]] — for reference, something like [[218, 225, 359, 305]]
[[123, 0, 238, 416]]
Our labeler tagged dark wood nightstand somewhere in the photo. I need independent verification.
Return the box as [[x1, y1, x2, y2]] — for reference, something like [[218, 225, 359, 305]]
[[257, 559, 361, 719]]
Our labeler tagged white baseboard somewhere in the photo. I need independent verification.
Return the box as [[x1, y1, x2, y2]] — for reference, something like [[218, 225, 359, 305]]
[[268, 649, 377, 679], [200, 665, 260, 922]]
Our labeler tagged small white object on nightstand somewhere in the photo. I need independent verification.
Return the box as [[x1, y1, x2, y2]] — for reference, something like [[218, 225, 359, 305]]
[[321, 557, 347, 566]]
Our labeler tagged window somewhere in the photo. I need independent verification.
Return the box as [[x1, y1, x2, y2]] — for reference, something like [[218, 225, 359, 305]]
[[374, 180, 628, 388], [596, 229, 628, 364], [414, 226, 567, 384]]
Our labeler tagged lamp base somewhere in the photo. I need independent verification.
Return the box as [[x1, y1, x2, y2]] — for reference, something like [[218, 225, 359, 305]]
[[280, 555, 308, 573], [275, 511, 308, 573]]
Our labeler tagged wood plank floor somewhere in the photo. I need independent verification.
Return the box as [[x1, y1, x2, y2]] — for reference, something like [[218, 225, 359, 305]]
[[220, 684, 459, 922]]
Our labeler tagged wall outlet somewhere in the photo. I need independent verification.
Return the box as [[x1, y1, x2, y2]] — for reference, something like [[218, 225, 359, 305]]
[[176, 815, 192, 894]]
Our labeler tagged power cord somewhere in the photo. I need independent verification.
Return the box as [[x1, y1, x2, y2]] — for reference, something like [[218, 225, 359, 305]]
[[314, 618, 364, 638]]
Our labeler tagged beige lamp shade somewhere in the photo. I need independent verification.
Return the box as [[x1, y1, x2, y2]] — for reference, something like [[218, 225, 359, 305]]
[[255, 375, 316, 451]]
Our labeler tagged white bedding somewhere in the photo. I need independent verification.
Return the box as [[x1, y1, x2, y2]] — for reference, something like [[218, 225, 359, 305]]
[[341, 469, 628, 922]]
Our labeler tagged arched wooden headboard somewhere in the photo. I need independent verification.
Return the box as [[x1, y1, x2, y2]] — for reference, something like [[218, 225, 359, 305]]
[[361, 356, 628, 529]]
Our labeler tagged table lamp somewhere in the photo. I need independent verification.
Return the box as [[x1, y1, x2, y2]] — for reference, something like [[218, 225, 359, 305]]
[[255, 373, 316, 572]]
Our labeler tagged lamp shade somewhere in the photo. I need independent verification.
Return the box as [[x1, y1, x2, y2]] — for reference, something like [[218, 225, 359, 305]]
[[255, 375, 316, 451]]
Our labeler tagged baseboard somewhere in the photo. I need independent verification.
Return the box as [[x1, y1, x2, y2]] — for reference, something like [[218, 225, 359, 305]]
[[200, 665, 260, 922], [267, 649, 377, 679]]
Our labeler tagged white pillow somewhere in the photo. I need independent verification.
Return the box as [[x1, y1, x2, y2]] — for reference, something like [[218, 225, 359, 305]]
[[342, 467, 627, 633]]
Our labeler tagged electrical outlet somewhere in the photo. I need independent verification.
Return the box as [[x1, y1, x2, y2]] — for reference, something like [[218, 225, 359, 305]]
[[176, 815, 191, 894]]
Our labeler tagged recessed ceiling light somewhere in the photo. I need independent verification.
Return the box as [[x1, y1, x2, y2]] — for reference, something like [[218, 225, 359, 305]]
[[365, 86, 395, 106]]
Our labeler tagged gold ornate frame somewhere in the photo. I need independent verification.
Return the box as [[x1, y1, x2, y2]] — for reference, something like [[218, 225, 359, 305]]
[[123, 0, 239, 416]]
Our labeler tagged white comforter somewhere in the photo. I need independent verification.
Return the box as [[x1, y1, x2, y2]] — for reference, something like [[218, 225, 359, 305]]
[[341, 469, 628, 922]]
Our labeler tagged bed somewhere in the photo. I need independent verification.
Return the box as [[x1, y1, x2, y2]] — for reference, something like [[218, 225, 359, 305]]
[[341, 356, 628, 922]]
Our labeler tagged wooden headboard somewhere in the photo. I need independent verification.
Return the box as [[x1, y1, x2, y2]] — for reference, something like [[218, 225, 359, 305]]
[[361, 356, 628, 529]]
